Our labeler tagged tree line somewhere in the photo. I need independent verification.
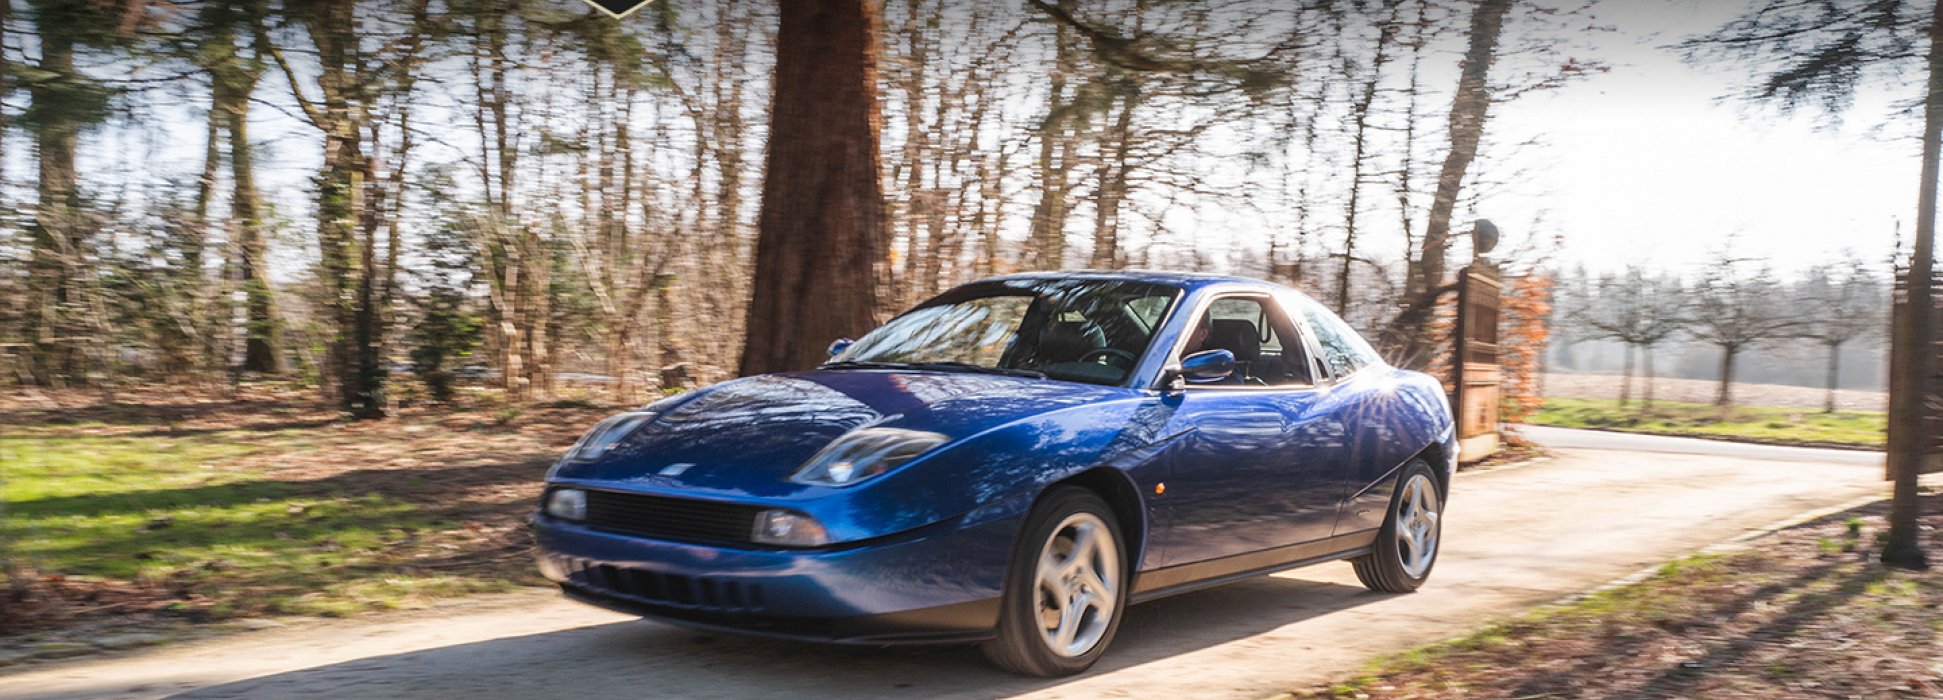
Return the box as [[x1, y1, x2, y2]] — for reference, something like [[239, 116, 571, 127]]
[[0, 0, 1600, 410], [1555, 249, 1890, 412], [0, 0, 1935, 568]]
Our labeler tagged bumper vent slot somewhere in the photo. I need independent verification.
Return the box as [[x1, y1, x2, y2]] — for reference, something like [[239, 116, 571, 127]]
[[582, 489, 764, 546], [567, 559, 765, 612]]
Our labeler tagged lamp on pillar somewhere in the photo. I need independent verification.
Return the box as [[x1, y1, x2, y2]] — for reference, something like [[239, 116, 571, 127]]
[[1472, 219, 1500, 261]]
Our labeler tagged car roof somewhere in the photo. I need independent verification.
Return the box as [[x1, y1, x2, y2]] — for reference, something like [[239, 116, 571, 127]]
[[974, 269, 1290, 293]]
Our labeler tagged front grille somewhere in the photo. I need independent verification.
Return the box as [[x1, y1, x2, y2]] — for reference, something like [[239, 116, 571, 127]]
[[565, 558, 766, 612], [582, 489, 764, 546]]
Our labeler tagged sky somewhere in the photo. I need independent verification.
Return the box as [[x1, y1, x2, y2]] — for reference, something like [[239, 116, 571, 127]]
[[1487, 0, 1919, 275]]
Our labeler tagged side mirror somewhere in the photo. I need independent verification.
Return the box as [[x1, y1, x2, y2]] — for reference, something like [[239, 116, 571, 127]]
[[827, 338, 856, 358], [1178, 349, 1236, 383]]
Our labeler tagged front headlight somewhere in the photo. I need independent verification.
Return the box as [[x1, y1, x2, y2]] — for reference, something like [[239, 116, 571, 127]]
[[790, 427, 947, 487], [751, 509, 830, 547], [545, 488, 588, 521], [562, 412, 655, 463]]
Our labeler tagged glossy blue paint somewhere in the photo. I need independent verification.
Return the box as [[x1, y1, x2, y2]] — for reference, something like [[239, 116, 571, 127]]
[[1178, 349, 1236, 382], [534, 270, 1457, 643], [1156, 388, 1351, 567], [534, 509, 1020, 641]]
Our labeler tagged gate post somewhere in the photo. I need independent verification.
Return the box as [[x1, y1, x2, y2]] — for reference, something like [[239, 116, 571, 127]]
[[1452, 262, 1504, 461]]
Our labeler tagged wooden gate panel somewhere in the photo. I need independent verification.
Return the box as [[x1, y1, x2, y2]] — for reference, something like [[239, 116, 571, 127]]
[[1452, 264, 1504, 461]]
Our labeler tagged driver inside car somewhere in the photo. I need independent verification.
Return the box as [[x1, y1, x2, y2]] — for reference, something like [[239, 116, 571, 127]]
[[1183, 312, 1270, 385]]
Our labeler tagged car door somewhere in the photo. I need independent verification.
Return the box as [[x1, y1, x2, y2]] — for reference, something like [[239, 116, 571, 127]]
[[1288, 296, 1401, 537], [1156, 295, 1350, 569]]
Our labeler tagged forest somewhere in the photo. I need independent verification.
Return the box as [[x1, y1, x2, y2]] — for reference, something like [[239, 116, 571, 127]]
[[0, 0, 1611, 416], [0, 0, 1933, 440]]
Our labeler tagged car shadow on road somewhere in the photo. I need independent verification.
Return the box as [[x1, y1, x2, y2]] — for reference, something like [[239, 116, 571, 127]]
[[175, 574, 1390, 699]]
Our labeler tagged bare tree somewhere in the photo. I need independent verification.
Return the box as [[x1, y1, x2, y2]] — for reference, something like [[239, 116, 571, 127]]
[[1798, 255, 1887, 412], [1334, 0, 1408, 316], [1385, 0, 1513, 369], [1571, 266, 1688, 409], [1687, 250, 1800, 408], [259, 0, 430, 418]]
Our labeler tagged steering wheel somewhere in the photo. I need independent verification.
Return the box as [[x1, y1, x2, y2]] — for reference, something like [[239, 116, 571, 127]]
[[1078, 348, 1138, 369]]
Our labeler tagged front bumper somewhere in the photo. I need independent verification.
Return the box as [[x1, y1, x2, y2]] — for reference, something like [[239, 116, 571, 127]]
[[532, 511, 1020, 644]]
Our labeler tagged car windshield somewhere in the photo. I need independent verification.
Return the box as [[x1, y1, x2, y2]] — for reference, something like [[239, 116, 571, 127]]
[[828, 279, 1181, 386]]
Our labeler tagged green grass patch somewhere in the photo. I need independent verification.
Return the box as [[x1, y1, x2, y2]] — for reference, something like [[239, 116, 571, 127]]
[[1, 425, 532, 626], [1527, 397, 1885, 448]]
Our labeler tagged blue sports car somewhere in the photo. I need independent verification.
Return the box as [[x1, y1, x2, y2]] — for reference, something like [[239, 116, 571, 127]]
[[533, 271, 1457, 676]]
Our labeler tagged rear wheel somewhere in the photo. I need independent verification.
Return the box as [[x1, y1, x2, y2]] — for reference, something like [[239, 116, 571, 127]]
[[981, 487, 1127, 677], [1352, 460, 1444, 593]]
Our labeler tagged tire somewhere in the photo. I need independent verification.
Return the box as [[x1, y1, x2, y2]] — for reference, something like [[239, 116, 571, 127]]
[[1352, 459, 1445, 593], [981, 486, 1128, 677]]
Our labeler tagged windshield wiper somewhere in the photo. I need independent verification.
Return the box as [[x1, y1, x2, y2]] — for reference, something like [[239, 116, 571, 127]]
[[820, 360, 919, 371], [821, 360, 1046, 380], [904, 362, 1047, 379]]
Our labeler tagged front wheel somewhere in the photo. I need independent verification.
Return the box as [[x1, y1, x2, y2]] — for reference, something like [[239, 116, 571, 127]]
[[1352, 460, 1444, 593], [981, 487, 1127, 677]]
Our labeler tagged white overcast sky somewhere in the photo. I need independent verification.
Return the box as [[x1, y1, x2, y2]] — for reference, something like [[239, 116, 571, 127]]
[[1486, 0, 1919, 275]]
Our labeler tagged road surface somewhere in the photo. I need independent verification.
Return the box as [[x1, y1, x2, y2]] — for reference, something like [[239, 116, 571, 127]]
[[2, 428, 1910, 700], [1517, 424, 1883, 466]]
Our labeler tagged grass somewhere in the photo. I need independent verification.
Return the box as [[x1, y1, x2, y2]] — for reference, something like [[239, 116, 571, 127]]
[[1528, 397, 1886, 448], [2, 427, 524, 623], [1295, 494, 1943, 699], [0, 389, 615, 635]]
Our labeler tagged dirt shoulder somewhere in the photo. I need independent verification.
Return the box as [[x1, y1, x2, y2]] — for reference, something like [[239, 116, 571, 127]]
[[1293, 491, 1943, 699]]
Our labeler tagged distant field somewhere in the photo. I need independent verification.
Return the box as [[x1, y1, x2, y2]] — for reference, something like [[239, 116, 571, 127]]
[[1529, 397, 1886, 449], [1543, 372, 1887, 412]]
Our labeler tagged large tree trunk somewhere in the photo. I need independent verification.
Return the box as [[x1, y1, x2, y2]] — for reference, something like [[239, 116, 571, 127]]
[[1385, 0, 1512, 369], [1026, 1, 1079, 271], [463, 7, 538, 400], [350, 144, 391, 419], [222, 69, 283, 374], [0, 0, 7, 204], [25, 29, 82, 384], [169, 80, 222, 379], [737, 0, 886, 377], [301, 0, 386, 418], [1882, 0, 1942, 571], [1089, 87, 1136, 269]]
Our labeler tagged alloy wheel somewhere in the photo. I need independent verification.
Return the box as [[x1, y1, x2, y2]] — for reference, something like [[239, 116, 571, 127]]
[[1033, 512, 1120, 658], [1394, 472, 1442, 578]]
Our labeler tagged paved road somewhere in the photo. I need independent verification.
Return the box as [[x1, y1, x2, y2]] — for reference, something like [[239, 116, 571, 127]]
[[1517, 424, 1884, 466], [2, 429, 1909, 700]]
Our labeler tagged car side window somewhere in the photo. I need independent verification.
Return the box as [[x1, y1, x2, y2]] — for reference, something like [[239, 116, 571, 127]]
[[1297, 302, 1379, 379], [1125, 295, 1171, 332], [1183, 297, 1312, 387]]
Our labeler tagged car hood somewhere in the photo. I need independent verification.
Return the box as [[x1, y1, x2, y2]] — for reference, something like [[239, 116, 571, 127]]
[[550, 369, 1134, 497]]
